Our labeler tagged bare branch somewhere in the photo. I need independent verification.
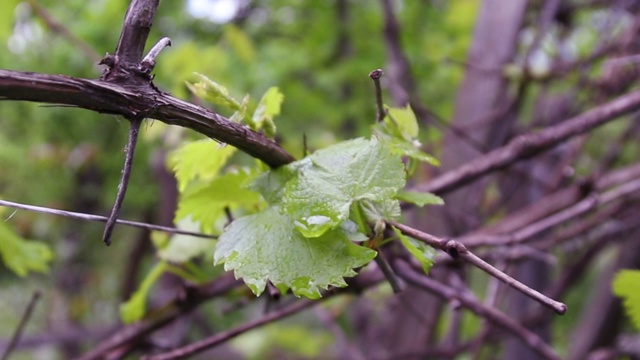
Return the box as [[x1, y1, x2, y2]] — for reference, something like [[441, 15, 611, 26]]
[[388, 221, 567, 314], [395, 261, 562, 360], [0, 70, 295, 167], [1, 291, 41, 360], [114, 0, 159, 64], [414, 89, 640, 195], [0, 199, 216, 239]]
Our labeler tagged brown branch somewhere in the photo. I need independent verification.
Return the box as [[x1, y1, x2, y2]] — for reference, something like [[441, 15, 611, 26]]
[[394, 261, 562, 360], [389, 221, 567, 314], [413, 88, 640, 195], [114, 0, 158, 64], [0, 70, 295, 167]]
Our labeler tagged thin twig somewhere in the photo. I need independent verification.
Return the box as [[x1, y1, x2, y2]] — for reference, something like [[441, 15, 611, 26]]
[[0, 199, 215, 239], [1, 291, 41, 360], [369, 69, 386, 122], [375, 251, 404, 293], [103, 118, 143, 245], [388, 221, 567, 315]]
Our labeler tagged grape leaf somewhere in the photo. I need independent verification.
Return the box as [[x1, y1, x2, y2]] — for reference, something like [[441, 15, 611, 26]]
[[168, 139, 236, 192], [175, 168, 261, 232], [613, 269, 640, 331], [396, 190, 444, 207], [282, 137, 405, 238], [120, 261, 168, 324], [0, 222, 53, 277], [393, 226, 436, 274], [214, 206, 376, 299]]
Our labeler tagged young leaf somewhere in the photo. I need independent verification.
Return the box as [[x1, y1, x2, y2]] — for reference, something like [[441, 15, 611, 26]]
[[0, 222, 53, 277], [282, 137, 405, 238], [120, 261, 168, 324], [393, 226, 436, 274], [252, 87, 283, 136], [168, 139, 236, 192], [214, 206, 376, 299], [188, 73, 241, 110], [175, 168, 261, 232], [372, 105, 439, 166], [612, 269, 640, 331], [387, 105, 419, 138], [396, 190, 444, 207]]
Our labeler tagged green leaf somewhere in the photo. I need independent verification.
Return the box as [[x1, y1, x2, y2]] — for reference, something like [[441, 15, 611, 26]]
[[252, 87, 283, 136], [613, 269, 640, 331], [120, 261, 168, 324], [396, 190, 444, 207], [393, 226, 436, 274], [214, 207, 376, 299], [0, 222, 53, 277], [387, 105, 419, 138], [168, 139, 237, 192], [282, 137, 405, 237], [175, 168, 261, 232], [154, 218, 217, 263], [372, 105, 439, 166]]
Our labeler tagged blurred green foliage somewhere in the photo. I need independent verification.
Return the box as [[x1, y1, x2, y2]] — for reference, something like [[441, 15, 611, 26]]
[[0, 0, 476, 357]]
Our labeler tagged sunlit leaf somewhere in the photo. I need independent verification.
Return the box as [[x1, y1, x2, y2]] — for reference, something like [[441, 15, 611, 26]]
[[613, 269, 640, 331], [168, 139, 236, 192], [175, 168, 261, 232]]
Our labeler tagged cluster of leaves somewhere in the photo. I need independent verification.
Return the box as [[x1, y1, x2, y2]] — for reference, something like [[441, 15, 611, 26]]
[[119, 74, 442, 321]]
